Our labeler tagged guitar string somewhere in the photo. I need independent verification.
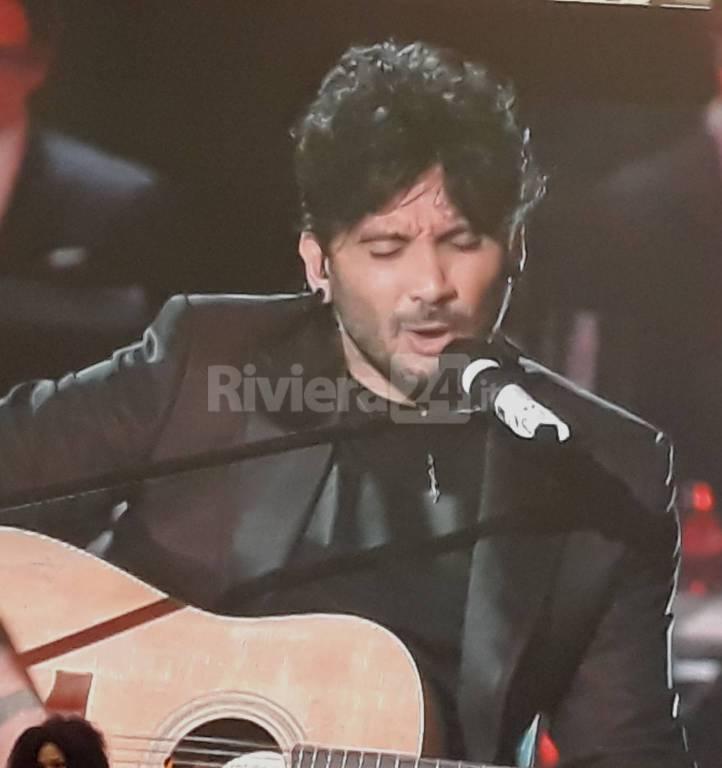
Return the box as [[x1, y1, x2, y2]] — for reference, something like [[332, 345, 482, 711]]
[[111, 734, 281, 749], [112, 734, 460, 757], [113, 745, 259, 758], [109, 741, 420, 759], [110, 757, 504, 768], [113, 760, 227, 767], [113, 747, 496, 768], [107, 742, 504, 768], [108, 742, 408, 759], [110, 745, 285, 762], [110, 762, 451, 768], [110, 741, 438, 765]]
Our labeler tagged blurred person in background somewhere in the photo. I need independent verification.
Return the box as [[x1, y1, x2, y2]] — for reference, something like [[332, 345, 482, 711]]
[[529, 3, 722, 518], [0, 0, 199, 394]]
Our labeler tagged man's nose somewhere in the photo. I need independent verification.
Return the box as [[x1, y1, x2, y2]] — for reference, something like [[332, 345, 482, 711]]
[[408, 245, 456, 305]]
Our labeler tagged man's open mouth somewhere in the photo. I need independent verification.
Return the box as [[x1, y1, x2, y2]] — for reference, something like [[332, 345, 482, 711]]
[[404, 326, 454, 355]]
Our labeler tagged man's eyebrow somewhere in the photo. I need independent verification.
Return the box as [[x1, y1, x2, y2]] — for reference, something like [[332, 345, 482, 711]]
[[357, 230, 410, 244], [357, 223, 477, 244]]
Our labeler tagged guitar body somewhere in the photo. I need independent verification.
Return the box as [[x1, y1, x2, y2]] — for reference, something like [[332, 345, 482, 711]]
[[0, 527, 426, 767]]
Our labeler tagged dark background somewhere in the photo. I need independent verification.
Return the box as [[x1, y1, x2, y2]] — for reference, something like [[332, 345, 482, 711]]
[[33, 0, 714, 292]]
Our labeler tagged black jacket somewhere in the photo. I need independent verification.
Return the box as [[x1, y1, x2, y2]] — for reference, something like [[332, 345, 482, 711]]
[[0, 292, 691, 767]]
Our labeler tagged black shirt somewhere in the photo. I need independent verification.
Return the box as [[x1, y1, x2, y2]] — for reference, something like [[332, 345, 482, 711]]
[[246, 381, 487, 757]]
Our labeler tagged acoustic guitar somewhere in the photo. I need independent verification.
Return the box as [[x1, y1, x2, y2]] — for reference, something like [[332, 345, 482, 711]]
[[0, 527, 511, 768]]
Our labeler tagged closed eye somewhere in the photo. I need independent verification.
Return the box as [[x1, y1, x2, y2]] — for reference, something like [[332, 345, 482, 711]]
[[450, 237, 483, 251], [369, 245, 403, 258]]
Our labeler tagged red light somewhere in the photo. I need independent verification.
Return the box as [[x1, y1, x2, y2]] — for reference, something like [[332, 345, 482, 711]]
[[691, 482, 715, 515], [682, 481, 722, 558], [0, 0, 29, 48], [538, 731, 560, 767]]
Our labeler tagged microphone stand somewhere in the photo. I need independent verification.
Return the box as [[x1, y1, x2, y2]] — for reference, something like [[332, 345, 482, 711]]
[[0, 405, 511, 608], [0, 410, 400, 512], [0, 401, 653, 608]]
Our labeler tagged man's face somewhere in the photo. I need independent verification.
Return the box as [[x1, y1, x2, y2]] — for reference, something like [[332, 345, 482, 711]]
[[321, 164, 507, 401]]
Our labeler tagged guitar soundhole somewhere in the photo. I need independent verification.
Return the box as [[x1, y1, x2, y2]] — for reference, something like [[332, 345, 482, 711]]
[[169, 718, 280, 768]]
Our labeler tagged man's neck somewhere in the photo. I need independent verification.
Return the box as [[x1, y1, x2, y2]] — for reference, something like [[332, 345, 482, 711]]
[[337, 324, 413, 406]]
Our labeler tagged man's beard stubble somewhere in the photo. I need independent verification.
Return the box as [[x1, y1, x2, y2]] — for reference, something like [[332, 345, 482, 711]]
[[331, 294, 464, 401], [328, 267, 509, 402]]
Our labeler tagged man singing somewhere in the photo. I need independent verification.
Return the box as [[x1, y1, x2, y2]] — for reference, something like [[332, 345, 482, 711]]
[[0, 41, 692, 767]]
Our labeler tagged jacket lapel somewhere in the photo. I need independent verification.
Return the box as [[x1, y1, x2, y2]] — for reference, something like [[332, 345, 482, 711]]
[[226, 410, 334, 585], [130, 296, 344, 608], [458, 421, 566, 763], [226, 300, 344, 586]]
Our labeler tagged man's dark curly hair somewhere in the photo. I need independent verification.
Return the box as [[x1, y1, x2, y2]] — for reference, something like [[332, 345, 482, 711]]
[[292, 39, 544, 252], [6, 716, 109, 768]]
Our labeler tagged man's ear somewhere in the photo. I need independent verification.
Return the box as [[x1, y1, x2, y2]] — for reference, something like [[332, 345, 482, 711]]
[[298, 231, 331, 303]]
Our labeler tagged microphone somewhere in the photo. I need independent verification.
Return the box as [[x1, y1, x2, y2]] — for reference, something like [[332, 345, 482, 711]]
[[441, 338, 571, 443]]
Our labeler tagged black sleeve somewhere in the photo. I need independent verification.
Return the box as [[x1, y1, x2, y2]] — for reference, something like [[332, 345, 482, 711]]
[[0, 294, 193, 510], [549, 496, 694, 767]]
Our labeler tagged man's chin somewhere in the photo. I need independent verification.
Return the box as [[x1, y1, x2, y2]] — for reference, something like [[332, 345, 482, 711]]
[[389, 354, 441, 401]]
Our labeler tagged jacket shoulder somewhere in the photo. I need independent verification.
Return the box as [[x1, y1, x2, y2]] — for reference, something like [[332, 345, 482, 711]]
[[186, 290, 320, 324], [143, 292, 328, 460], [148, 291, 328, 385], [181, 291, 322, 356]]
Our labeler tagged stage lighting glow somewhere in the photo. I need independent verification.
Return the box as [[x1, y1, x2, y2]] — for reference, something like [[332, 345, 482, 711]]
[[691, 481, 716, 515]]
